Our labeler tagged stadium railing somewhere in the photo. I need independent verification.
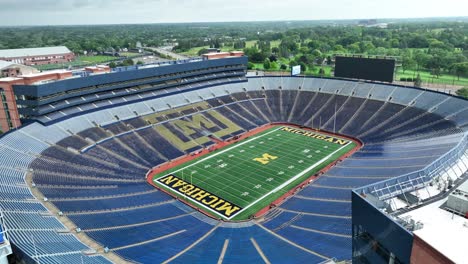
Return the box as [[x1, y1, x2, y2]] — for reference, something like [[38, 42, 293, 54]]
[[355, 132, 468, 200]]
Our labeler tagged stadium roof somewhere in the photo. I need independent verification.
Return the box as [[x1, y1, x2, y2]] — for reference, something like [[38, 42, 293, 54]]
[[0, 46, 72, 58], [401, 197, 468, 263], [0, 60, 17, 69]]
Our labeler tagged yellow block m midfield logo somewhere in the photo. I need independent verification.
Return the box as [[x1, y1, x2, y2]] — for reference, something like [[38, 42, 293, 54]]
[[253, 153, 278, 165]]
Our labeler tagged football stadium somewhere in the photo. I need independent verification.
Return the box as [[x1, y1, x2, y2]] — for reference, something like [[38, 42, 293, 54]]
[[0, 54, 467, 264]]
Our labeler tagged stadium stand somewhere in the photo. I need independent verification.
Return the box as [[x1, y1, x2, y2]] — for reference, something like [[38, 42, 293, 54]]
[[0, 75, 466, 263]]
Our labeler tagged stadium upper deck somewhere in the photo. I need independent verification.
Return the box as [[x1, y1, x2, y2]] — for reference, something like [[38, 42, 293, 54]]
[[0, 55, 247, 132]]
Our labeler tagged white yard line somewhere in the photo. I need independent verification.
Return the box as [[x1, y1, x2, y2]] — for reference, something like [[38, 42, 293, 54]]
[[154, 126, 282, 179], [154, 126, 352, 220], [234, 141, 352, 217]]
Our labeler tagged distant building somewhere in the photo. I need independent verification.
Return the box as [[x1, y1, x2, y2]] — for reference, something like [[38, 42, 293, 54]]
[[0, 46, 75, 66], [205, 48, 221, 54], [0, 60, 39, 78], [202, 51, 244, 60], [358, 19, 378, 26], [84, 65, 111, 74]]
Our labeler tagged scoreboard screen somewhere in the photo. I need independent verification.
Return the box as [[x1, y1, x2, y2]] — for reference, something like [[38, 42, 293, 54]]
[[334, 56, 395, 83], [291, 65, 301, 76]]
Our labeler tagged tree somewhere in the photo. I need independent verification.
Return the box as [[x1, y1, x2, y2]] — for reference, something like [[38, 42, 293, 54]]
[[347, 43, 360, 53], [108, 62, 117, 68], [270, 61, 279, 70], [402, 55, 416, 73], [307, 40, 320, 50], [280, 64, 288, 70], [268, 54, 278, 62], [136, 61, 144, 65], [263, 58, 271, 70], [414, 51, 430, 72], [319, 68, 325, 76], [298, 62, 307, 72], [414, 74, 422, 88], [271, 47, 280, 54], [451, 63, 468, 80], [247, 62, 255, 70], [311, 49, 322, 57], [198, 48, 209, 56], [456, 87, 468, 98]]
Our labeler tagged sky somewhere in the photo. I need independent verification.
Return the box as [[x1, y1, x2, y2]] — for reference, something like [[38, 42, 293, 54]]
[[0, 0, 467, 26]]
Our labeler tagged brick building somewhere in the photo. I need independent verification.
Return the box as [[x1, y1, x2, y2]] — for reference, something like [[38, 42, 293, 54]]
[[0, 46, 75, 66], [0, 70, 72, 132]]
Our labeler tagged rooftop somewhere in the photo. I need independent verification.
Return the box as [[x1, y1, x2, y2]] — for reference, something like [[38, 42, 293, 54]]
[[0, 60, 23, 69], [401, 197, 468, 263], [0, 77, 22, 82], [0, 46, 72, 59]]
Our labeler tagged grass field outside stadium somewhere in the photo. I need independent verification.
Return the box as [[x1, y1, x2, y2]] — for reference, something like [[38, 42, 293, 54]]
[[148, 125, 359, 221]]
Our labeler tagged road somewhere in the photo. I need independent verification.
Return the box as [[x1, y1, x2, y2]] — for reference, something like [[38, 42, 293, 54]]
[[146, 46, 190, 60]]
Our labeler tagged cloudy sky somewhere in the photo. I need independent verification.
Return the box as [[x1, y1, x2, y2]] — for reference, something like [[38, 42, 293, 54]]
[[0, 0, 467, 26]]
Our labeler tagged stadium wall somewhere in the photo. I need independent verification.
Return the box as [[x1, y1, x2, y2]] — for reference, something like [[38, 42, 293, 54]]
[[410, 234, 455, 264], [13, 57, 247, 98], [13, 57, 246, 119], [352, 191, 414, 264]]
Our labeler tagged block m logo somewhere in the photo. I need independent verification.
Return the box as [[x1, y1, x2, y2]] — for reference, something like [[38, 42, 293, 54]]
[[253, 153, 278, 165], [173, 115, 216, 135], [155, 111, 242, 151]]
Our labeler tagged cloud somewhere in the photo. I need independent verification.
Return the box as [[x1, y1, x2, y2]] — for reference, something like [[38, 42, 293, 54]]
[[0, 0, 466, 26]]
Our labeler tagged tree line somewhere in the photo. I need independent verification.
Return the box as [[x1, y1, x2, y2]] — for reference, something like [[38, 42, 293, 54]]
[[0, 20, 467, 80]]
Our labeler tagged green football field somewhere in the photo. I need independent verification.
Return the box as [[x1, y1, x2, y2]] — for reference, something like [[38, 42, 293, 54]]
[[150, 126, 357, 221]]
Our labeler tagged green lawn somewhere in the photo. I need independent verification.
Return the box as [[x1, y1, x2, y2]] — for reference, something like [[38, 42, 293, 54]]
[[119, 52, 142, 57], [150, 125, 357, 221], [395, 69, 468, 86], [78, 55, 117, 63], [251, 61, 334, 77], [180, 45, 236, 56], [33, 55, 118, 70], [246, 40, 281, 49], [180, 46, 210, 56]]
